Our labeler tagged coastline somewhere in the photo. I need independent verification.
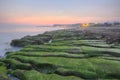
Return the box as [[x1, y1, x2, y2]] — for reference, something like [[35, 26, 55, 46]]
[[0, 29, 66, 80], [0, 26, 67, 58], [0, 27, 120, 80]]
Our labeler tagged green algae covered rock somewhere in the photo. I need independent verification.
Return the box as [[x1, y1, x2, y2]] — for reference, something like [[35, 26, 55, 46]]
[[1, 29, 120, 80]]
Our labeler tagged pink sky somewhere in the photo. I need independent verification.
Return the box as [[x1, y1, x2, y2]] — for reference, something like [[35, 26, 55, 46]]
[[1, 16, 119, 25], [0, 0, 120, 25]]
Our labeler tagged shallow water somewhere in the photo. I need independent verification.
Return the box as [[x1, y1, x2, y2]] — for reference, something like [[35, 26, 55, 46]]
[[0, 24, 66, 57]]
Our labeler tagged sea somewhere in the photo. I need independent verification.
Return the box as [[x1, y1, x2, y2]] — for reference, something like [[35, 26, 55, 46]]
[[0, 23, 66, 57]]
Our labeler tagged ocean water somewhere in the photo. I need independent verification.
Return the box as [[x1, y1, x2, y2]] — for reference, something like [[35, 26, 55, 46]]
[[0, 24, 66, 57]]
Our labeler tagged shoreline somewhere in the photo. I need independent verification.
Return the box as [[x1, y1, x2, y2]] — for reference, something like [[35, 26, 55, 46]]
[[0, 27, 120, 80], [0, 28, 66, 58]]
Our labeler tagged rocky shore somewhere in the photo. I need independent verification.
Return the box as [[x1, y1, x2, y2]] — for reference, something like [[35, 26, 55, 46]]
[[0, 27, 120, 80], [11, 27, 120, 47]]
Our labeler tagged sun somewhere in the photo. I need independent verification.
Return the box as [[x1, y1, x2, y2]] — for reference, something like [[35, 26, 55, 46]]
[[81, 23, 90, 28]]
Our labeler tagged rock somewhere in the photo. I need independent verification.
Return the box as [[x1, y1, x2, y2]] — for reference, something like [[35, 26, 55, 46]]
[[67, 49, 81, 54], [11, 34, 52, 47]]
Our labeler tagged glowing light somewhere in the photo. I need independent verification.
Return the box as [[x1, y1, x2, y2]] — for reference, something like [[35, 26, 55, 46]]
[[81, 23, 90, 28]]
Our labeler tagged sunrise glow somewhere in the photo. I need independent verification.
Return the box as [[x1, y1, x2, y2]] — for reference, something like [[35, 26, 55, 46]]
[[0, 0, 120, 25]]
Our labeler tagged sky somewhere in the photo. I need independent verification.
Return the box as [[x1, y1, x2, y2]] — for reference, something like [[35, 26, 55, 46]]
[[0, 0, 120, 25]]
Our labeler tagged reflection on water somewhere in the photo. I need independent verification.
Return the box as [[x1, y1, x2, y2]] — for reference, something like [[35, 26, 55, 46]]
[[0, 24, 67, 57]]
